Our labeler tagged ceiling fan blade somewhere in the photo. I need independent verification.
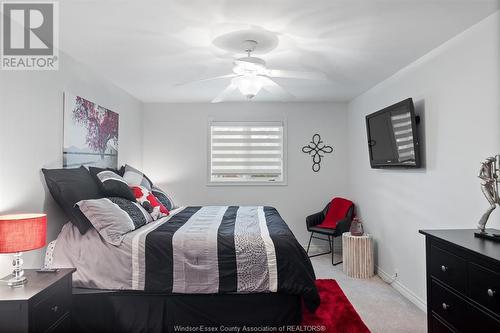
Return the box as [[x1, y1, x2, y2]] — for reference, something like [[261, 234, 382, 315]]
[[260, 77, 295, 100], [267, 69, 327, 80], [212, 83, 237, 103], [175, 74, 237, 87]]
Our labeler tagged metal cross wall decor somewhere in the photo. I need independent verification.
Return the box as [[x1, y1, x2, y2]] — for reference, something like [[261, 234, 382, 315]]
[[302, 134, 333, 172]]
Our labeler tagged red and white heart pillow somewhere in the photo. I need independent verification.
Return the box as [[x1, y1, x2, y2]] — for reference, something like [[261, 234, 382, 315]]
[[130, 186, 170, 220]]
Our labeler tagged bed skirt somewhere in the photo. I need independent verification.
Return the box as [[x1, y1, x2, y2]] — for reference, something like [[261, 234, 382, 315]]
[[72, 288, 302, 333]]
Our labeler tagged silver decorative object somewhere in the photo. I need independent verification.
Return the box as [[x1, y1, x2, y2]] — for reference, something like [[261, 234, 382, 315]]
[[477, 155, 500, 233]]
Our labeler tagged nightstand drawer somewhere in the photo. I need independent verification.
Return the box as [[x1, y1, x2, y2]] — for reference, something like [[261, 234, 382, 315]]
[[46, 313, 71, 333], [32, 280, 70, 333], [429, 244, 466, 293], [430, 281, 466, 330], [469, 262, 500, 316]]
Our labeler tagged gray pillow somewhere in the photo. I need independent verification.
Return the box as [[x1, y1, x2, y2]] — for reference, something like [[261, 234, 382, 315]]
[[76, 198, 152, 245]]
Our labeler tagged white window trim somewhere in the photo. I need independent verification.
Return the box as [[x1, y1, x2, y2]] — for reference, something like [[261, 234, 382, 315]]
[[207, 119, 288, 186]]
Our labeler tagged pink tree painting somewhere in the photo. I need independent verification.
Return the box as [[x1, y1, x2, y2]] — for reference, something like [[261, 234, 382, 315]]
[[63, 93, 119, 169]]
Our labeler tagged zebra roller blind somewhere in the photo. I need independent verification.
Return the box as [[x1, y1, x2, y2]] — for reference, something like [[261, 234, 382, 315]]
[[209, 121, 285, 183]]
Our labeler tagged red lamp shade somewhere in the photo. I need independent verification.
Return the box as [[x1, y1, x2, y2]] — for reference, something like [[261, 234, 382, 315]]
[[0, 214, 47, 253]]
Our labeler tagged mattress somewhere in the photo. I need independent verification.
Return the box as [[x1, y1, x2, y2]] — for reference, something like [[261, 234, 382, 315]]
[[48, 205, 320, 311]]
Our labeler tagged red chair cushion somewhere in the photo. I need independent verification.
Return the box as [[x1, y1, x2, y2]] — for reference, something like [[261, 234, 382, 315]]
[[318, 197, 353, 229]]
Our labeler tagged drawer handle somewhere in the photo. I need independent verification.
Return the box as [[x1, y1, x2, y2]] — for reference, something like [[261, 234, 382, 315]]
[[51, 305, 58, 313], [487, 289, 496, 297], [442, 303, 450, 310], [441, 265, 448, 272]]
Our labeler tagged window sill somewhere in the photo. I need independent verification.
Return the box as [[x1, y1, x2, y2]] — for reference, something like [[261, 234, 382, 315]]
[[206, 181, 288, 187]]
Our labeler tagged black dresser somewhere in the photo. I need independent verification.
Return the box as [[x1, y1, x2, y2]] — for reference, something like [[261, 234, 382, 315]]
[[420, 229, 500, 332]]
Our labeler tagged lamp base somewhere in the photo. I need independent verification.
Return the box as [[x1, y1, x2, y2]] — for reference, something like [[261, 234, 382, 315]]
[[0, 252, 27, 287], [0, 274, 27, 287]]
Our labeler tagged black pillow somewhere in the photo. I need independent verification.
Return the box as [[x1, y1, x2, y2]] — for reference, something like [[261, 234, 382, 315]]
[[118, 165, 126, 176], [89, 167, 135, 201], [108, 197, 153, 229], [42, 166, 103, 234]]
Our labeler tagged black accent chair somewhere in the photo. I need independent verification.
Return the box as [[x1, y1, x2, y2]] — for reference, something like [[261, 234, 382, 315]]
[[306, 199, 355, 266]]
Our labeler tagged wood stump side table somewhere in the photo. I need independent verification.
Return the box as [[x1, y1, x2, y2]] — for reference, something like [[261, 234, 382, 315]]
[[342, 232, 374, 278]]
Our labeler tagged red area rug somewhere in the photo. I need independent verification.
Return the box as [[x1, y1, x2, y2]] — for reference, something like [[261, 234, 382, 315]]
[[302, 279, 370, 333]]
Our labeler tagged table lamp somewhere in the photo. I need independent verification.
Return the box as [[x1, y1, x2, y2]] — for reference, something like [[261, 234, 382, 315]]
[[0, 214, 47, 286]]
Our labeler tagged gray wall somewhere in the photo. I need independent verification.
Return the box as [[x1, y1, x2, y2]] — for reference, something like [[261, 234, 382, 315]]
[[0, 52, 144, 277], [346, 12, 500, 310], [142, 102, 349, 246]]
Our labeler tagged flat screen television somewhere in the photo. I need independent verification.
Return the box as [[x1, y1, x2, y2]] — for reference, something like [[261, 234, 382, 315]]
[[366, 98, 421, 168]]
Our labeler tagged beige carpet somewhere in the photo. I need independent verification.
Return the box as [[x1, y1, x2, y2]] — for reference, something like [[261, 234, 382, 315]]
[[310, 255, 426, 333]]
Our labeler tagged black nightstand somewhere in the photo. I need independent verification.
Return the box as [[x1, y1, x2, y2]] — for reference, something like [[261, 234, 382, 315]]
[[0, 268, 75, 333]]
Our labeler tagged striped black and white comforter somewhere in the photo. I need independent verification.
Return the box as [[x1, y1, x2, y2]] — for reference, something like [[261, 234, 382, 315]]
[[49, 206, 320, 311]]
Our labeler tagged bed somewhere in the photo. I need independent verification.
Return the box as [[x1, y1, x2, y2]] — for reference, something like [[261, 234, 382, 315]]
[[47, 205, 320, 332]]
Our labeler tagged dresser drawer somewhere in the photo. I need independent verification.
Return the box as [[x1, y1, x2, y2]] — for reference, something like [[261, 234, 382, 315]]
[[466, 301, 500, 332], [468, 262, 500, 316], [430, 244, 466, 293], [430, 281, 467, 330], [430, 315, 456, 333], [32, 280, 70, 333]]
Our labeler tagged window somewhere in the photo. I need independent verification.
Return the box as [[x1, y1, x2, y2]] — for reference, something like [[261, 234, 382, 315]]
[[208, 121, 286, 184]]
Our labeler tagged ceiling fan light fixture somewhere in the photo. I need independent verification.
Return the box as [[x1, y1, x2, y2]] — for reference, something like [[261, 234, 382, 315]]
[[235, 75, 262, 100], [233, 57, 267, 75], [184, 38, 317, 102]]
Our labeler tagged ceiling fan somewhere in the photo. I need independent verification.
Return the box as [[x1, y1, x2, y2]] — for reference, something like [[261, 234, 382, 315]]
[[178, 40, 327, 103]]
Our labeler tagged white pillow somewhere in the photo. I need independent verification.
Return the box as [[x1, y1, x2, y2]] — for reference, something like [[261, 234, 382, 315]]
[[122, 164, 153, 190]]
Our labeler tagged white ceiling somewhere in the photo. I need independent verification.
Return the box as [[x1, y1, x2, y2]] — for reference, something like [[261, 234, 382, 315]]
[[60, 0, 500, 103]]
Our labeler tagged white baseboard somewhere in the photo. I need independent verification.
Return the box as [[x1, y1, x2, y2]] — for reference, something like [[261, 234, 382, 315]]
[[304, 241, 427, 313], [376, 265, 427, 313]]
